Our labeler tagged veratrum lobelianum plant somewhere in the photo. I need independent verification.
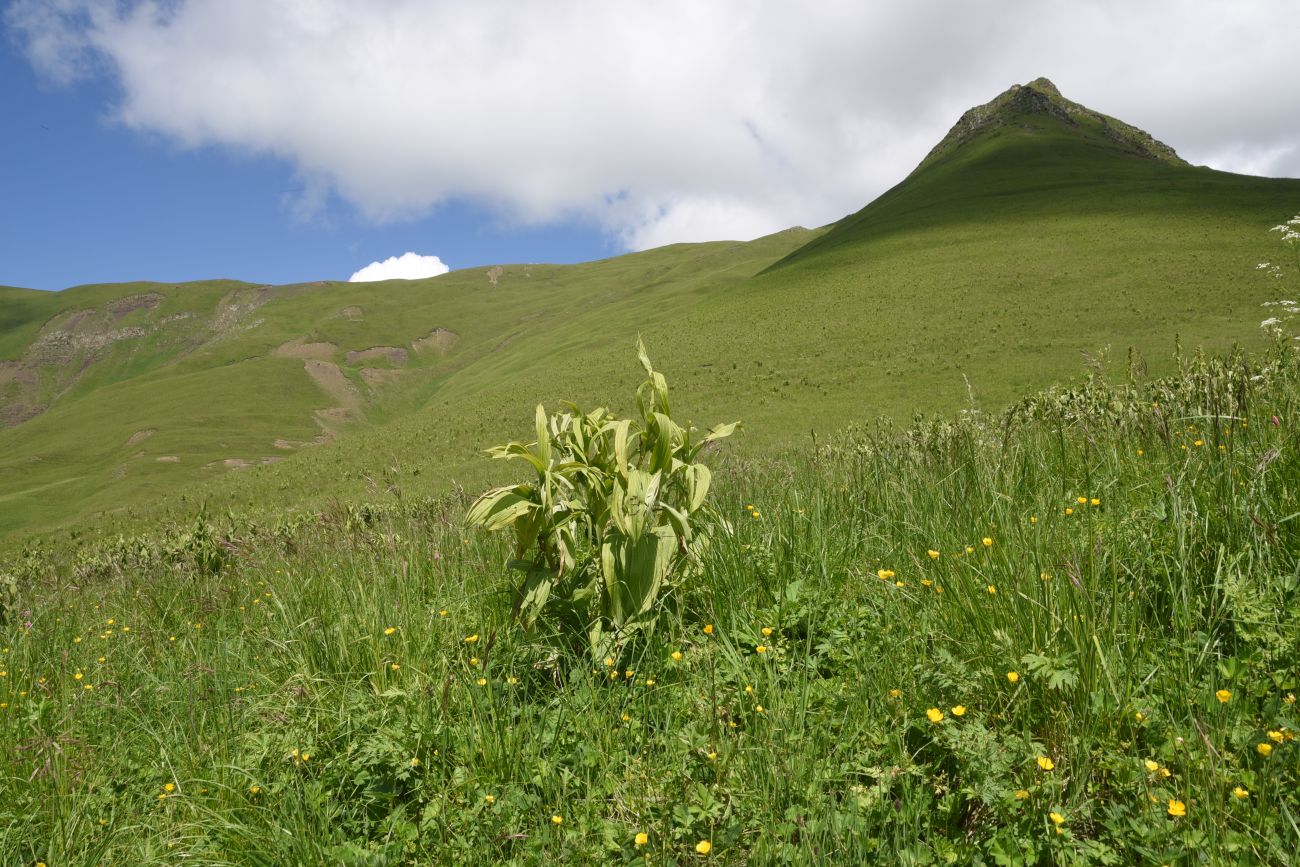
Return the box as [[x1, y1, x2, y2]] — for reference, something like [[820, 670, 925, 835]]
[[465, 340, 738, 659]]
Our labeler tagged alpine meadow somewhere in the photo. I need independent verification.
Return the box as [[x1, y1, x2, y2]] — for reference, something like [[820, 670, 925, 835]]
[[2, 76, 1299, 866]]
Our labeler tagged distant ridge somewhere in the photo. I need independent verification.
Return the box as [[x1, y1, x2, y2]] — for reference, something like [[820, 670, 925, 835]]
[[913, 76, 1188, 175]]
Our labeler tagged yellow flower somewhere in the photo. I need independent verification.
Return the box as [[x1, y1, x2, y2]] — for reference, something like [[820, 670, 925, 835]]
[[410, 757, 420, 767], [1014, 789, 1029, 800], [635, 832, 649, 846], [888, 689, 901, 698], [1036, 756, 1055, 771], [951, 705, 966, 716], [1090, 498, 1100, 506], [754, 704, 765, 714], [695, 840, 712, 855], [965, 546, 975, 554], [645, 678, 656, 686], [74, 672, 83, 681], [1267, 730, 1284, 743], [1029, 516, 1037, 524], [706, 751, 717, 760], [1006, 671, 1019, 683], [1049, 811, 1065, 826], [986, 585, 997, 595], [464, 634, 479, 644], [926, 707, 944, 723], [625, 669, 634, 679], [1076, 496, 1087, 505], [506, 676, 519, 685], [164, 783, 176, 793], [761, 627, 773, 637], [927, 549, 940, 560], [249, 785, 261, 794], [671, 651, 683, 661], [703, 624, 714, 635], [1144, 759, 1159, 773], [982, 537, 993, 547], [755, 645, 767, 654], [1194, 439, 1203, 447], [1257, 743, 1273, 756], [1216, 689, 1231, 704], [1167, 799, 1186, 817], [744, 684, 754, 694], [921, 578, 933, 587], [1065, 507, 1074, 516], [1137, 448, 1144, 456], [390, 663, 400, 671], [485, 794, 495, 804], [1232, 786, 1249, 800], [384, 627, 396, 636], [551, 814, 563, 825], [1135, 711, 1146, 722], [604, 657, 614, 667], [476, 678, 487, 686]]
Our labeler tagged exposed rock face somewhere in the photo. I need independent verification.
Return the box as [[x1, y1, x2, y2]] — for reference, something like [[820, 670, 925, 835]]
[[913, 77, 1187, 175]]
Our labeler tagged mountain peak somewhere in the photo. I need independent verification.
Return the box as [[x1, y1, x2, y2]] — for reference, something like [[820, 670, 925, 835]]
[[912, 77, 1187, 175]]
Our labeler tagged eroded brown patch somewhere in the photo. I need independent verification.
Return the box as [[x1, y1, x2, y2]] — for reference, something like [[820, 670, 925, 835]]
[[412, 327, 458, 355], [127, 429, 156, 447], [345, 346, 407, 365], [272, 340, 338, 361]]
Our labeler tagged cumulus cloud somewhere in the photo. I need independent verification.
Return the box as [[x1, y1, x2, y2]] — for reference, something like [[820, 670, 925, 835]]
[[7, 0, 1298, 250], [349, 252, 449, 283]]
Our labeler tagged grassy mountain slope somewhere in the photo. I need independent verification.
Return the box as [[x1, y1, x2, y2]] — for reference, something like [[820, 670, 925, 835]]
[[2, 78, 1297, 541]]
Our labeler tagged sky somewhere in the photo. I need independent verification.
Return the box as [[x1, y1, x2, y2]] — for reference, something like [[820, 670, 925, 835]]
[[2, 1, 1297, 292]]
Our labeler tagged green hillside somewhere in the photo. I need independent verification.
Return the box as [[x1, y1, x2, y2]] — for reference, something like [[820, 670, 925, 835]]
[[2, 78, 1297, 542]]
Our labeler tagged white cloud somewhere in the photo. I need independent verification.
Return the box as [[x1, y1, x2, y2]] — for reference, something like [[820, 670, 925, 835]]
[[7, 0, 1299, 250], [349, 252, 449, 283]]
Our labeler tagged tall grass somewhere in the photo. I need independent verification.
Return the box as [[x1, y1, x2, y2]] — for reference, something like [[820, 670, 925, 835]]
[[2, 344, 1297, 865]]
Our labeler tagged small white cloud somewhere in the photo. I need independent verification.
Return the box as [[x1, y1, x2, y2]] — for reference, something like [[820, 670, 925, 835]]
[[348, 252, 450, 282]]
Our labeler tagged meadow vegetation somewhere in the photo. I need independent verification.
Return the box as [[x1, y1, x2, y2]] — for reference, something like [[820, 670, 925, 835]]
[[2, 327, 1297, 864]]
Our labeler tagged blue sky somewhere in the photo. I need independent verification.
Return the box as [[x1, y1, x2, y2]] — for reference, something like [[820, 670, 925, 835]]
[[0, 33, 615, 291], [3, 1, 1296, 293]]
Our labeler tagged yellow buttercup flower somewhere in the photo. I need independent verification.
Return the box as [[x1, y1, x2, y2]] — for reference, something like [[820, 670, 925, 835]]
[[464, 634, 479, 644], [927, 549, 940, 560], [635, 832, 649, 846], [1014, 789, 1029, 800], [671, 651, 683, 661], [761, 627, 773, 637], [1090, 498, 1100, 506], [1167, 799, 1186, 817], [1267, 730, 1284, 743], [926, 707, 944, 723], [1036, 756, 1055, 771], [1257, 743, 1273, 756], [163, 783, 176, 793], [888, 689, 901, 698], [981, 537, 993, 547], [1049, 812, 1065, 826], [755, 645, 767, 654], [695, 840, 712, 855], [986, 584, 997, 595], [1232, 786, 1249, 799], [1076, 496, 1087, 505], [951, 705, 966, 716], [703, 624, 714, 635], [1065, 507, 1074, 516], [485, 794, 495, 804], [551, 814, 563, 825], [384, 627, 396, 636], [1006, 671, 1019, 683], [1215, 689, 1231, 704], [1144, 759, 1159, 773]]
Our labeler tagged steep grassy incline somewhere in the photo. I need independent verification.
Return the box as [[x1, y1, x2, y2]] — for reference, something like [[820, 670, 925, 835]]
[[2, 78, 1297, 542]]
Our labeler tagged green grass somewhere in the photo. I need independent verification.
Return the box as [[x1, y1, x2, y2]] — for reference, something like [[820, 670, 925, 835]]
[[2, 344, 1297, 865]]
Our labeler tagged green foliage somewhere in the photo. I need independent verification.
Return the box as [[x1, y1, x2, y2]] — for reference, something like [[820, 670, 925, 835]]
[[466, 341, 737, 657]]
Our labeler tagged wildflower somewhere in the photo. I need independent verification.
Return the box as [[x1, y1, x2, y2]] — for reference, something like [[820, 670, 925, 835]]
[[1216, 689, 1232, 704], [1256, 743, 1272, 757], [671, 651, 683, 661], [1029, 516, 1037, 524], [982, 537, 993, 547], [410, 757, 420, 767], [1286, 693, 1296, 705], [164, 783, 176, 793], [1014, 789, 1029, 800], [470, 657, 479, 666], [249, 785, 261, 794], [439, 609, 448, 617], [621, 714, 630, 722], [506, 676, 519, 685], [604, 657, 614, 667], [703, 624, 714, 635], [986, 584, 997, 595], [1137, 448, 1144, 456], [74, 672, 83, 681], [951, 705, 966, 716], [965, 545, 975, 554], [926, 707, 944, 723], [1167, 799, 1186, 817], [1006, 671, 1019, 683], [927, 549, 940, 560], [1267, 730, 1284, 743], [754, 704, 765, 714], [645, 678, 656, 686], [761, 627, 773, 637], [485, 794, 495, 804], [744, 684, 754, 694], [696, 840, 712, 855], [476, 678, 487, 686], [1144, 759, 1159, 773], [1036, 756, 1055, 771], [464, 634, 479, 644], [625, 669, 634, 678], [1232, 786, 1249, 799], [1065, 507, 1074, 515], [1135, 711, 1146, 722], [635, 832, 649, 846], [706, 751, 717, 760], [888, 689, 901, 698], [755, 645, 767, 654], [384, 627, 396, 636], [390, 663, 400, 671], [1049, 812, 1065, 826], [551, 814, 563, 825]]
